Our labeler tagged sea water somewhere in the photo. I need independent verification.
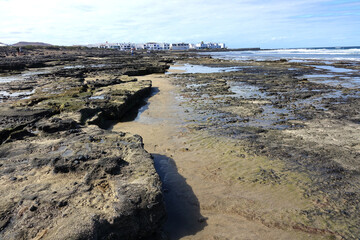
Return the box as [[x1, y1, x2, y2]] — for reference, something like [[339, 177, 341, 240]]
[[203, 48, 360, 88], [203, 47, 360, 62]]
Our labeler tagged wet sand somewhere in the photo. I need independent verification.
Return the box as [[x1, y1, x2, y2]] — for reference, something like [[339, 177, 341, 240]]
[[112, 69, 332, 239]]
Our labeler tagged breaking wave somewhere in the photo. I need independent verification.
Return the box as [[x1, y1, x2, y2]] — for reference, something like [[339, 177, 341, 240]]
[[205, 47, 360, 61]]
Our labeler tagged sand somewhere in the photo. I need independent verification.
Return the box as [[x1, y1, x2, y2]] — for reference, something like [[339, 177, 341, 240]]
[[111, 70, 334, 239]]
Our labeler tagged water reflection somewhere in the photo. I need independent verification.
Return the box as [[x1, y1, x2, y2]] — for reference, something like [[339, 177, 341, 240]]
[[119, 87, 159, 122], [167, 63, 242, 74]]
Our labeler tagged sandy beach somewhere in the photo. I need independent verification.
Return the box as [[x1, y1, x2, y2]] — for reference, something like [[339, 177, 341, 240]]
[[112, 67, 339, 239]]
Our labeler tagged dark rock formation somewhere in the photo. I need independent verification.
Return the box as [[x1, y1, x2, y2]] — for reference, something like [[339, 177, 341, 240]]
[[0, 125, 165, 240], [0, 47, 170, 239]]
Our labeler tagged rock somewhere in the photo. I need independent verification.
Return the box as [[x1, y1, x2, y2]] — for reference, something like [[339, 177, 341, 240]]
[[0, 107, 55, 144], [35, 116, 79, 133], [0, 126, 165, 240], [0, 48, 170, 239]]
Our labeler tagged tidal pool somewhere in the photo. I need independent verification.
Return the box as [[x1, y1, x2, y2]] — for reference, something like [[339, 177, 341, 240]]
[[167, 63, 243, 74]]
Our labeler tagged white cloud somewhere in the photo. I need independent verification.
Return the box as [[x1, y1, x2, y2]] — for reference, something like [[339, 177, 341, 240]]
[[0, 0, 359, 48]]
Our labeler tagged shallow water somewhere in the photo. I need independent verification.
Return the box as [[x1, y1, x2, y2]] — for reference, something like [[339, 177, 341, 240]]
[[339, 76, 360, 88], [166, 63, 242, 74], [0, 67, 53, 83], [301, 64, 360, 88], [0, 89, 35, 98], [314, 78, 360, 88], [63, 65, 85, 69], [311, 65, 357, 73], [228, 81, 268, 99], [288, 59, 313, 63], [63, 64, 107, 69], [303, 73, 360, 88], [119, 87, 163, 123], [186, 83, 209, 89], [0, 63, 108, 83], [0, 89, 35, 99], [110, 65, 359, 238], [303, 74, 337, 78], [214, 81, 292, 129], [111, 74, 205, 238], [220, 104, 293, 130], [89, 95, 106, 100]]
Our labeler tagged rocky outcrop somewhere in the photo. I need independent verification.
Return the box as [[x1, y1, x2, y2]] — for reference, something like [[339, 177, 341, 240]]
[[0, 123, 165, 240], [0, 48, 170, 239], [0, 107, 56, 144], [172, 57, 360, 238]]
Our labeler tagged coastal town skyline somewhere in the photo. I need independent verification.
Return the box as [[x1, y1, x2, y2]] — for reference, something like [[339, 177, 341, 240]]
[[0, 0, 359, 48], [0, 41, 227, 50], [89, 41, 226, 50]]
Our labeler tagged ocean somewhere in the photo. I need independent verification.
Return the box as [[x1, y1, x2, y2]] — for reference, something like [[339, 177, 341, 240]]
[[203, 47, 360, 62]]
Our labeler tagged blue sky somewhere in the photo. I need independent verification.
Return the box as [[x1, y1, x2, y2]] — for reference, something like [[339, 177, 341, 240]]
[[0, 0, 359, 48]]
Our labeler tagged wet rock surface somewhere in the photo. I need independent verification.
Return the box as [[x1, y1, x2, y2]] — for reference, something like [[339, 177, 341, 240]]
[[171, 57, 360, 239], [0, 47, 169, 239]]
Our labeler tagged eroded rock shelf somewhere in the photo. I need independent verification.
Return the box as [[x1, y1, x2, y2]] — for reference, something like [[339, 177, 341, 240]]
[[0, 47, 170, 240]]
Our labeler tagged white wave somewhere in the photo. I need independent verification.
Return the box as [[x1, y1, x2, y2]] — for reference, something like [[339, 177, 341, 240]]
[[206, 48, 360, 61], [257, 48, 360, 55]]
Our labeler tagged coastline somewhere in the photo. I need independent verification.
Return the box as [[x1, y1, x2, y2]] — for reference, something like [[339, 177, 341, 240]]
[[111, 70, 326, 239], [166, 56, 360, 239], [114, 56, 360, 238], [0, 47, 359, 239], [0, 48, 169, 239]]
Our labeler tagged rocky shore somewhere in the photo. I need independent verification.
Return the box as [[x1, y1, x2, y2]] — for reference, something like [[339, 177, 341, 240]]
[[1, 46, 360, 239], [170, 56, 360, 239], [0, 47, 169, 239]]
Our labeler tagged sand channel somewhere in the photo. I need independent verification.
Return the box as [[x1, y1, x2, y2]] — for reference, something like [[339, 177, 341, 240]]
[[111, 70, 333, 240]]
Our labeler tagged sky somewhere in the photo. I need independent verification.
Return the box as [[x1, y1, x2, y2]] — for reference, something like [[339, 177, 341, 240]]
[[0, 0, 359, 48]]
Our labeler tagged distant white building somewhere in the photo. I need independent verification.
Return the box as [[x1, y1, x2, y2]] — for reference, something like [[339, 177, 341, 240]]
[[170, 43, 190, 51], [143, 42, 170, 51], [195, 42, 226, 49], [97, 42, 135, 51], [195, 42, 208, 49], [145, 42, 161, 50], [90, 41, 225, 51], [218, 43, 226, 49], [117, 43, 134, 51], [99, 42, 110, 49], [159, 43, 170, 50], [134, 43, 146, 50]]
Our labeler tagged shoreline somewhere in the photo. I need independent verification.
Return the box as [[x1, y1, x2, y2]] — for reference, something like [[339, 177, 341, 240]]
[[115, 57, 360, 238], [0, 48, 170, 239], [112, 71, 328, 239], [0, 47, 359, 239], [167, 56, 360, 239]]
